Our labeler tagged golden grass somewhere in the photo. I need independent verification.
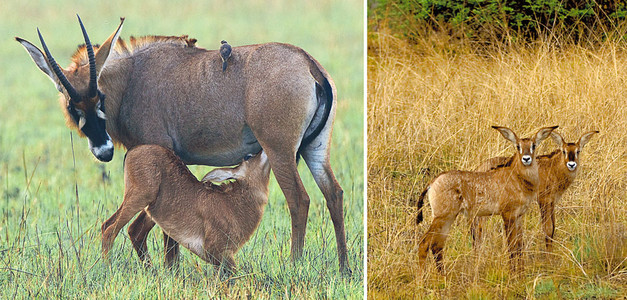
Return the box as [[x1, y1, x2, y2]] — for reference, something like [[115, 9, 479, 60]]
[[367, 31, 627, 298]]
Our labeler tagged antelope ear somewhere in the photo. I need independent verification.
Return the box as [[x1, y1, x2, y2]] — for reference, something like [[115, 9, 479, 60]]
[[578, 130, 599, 149], [94, 18, 124, 75], [15, 37, 62, 91], [492, 126, 518, 145], [534, 126, 559, 145], [201, 166, 245, 183], [550, 131, 565, 146]]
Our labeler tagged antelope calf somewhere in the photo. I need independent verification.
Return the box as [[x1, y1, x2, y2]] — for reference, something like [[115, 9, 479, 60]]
[[473, 130, 598, 251], [415, 126, 558, 271], [101, 145, 270, 274]]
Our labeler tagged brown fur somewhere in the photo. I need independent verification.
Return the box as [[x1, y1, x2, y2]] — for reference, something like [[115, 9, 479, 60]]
[[414, 126, 557, 272], [473, 130, 598, 252], [18, 18, 348, 272], [101, 145, 270, 274]]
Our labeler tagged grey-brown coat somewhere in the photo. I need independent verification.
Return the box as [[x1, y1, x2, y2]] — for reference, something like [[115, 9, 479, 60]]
[[17, 17, 348, 272]]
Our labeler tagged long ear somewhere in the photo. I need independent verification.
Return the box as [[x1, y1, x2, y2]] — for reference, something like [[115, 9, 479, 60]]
[[578, 130, 599, 149], [534, 126, 559, 145], [94, 18, 124, 75], [492, 126, 519, 145], [550, 131, 565, 146], [15, 37, 61, 91], [201, 166, 246, 183]]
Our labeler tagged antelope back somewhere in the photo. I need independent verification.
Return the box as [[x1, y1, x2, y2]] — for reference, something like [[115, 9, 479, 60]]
[[16, 16, 124, 162]]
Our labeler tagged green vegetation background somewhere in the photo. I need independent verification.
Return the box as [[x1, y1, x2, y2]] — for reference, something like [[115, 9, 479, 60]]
[[0, 0, 364, 298], [369, 0, 627, 44]]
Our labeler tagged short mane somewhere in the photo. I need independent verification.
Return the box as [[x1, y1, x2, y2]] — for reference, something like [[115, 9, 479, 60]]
[[70, 35, 197, 66]]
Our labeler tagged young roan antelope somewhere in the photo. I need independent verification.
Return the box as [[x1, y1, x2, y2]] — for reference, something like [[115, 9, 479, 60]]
[[473, 130, 598, 252], [101, 145, 270, 274], [414, 126, 558, 271]]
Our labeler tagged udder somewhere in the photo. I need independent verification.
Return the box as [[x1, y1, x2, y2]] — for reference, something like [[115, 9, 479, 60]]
[[172, 124, 262, 166]]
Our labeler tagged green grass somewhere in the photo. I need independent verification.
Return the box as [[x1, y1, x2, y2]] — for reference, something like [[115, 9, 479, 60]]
[[0, 0, 364, 298]]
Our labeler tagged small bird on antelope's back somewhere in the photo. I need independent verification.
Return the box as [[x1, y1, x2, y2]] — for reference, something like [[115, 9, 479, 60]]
[[220, 40, 232, 72]]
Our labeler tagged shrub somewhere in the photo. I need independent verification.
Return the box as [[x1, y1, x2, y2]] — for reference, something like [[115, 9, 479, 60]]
[[369, 0, 627, 44]]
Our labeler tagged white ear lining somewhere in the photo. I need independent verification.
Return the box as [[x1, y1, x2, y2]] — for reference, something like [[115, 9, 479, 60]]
[[17, 39, 62, 91], [202, 169, 235, 182], [78, 116, 86, 129], [97, 109, 107, 120], [97, 21, 124, 76]]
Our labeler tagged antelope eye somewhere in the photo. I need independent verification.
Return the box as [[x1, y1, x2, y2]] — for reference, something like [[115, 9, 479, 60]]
[[531, 144, 536, 151]]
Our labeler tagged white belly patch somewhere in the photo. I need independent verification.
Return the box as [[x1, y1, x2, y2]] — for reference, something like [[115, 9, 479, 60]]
[[180, 235, 205, 257]]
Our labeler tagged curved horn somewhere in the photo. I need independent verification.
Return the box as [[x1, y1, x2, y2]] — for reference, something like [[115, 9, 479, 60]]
[[77, 15, 97, 98], [37, 28, 81, 101]]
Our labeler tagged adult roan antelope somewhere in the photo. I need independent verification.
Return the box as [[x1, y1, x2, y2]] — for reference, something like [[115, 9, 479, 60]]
[[473, 130, 598, 252], [16, 16, 349, 273], [102, 145, 270, 276], [414, 126, 557, 272]]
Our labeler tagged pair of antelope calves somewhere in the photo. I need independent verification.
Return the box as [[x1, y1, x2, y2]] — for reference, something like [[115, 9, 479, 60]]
[[101, 145, 270, 275], [415, 126, 597, 271]]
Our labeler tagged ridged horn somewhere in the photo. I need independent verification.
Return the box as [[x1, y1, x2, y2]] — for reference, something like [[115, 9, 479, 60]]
[[77, 14, 98, 98], [37, 28, 81, 101]]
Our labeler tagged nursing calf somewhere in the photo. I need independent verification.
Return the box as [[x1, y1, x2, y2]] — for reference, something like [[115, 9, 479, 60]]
[[101, 145, 270, 274]]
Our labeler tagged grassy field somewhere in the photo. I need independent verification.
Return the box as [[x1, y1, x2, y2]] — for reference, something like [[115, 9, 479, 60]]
[[368, 32, 627, 298], [0, 0, 364, 298]]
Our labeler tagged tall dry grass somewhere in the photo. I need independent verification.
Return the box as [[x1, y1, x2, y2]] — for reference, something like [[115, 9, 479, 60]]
[[367, 31, 627, 298]]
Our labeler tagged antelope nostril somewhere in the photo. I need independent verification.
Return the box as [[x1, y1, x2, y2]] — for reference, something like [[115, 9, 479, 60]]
[[90, 139, 114, 162]]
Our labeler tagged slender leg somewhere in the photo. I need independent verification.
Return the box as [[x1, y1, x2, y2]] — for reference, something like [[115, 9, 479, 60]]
[[102, 187, 152, 259], [246, 77, 328, 265], [266, 152, 311, 260], [418, 215, 455, 272], [538, 197, 556, 252], [127, 210, 156, 266], [502, 214, 524, 270], [470, 215, 484, 249], [549, 204, 556, 251], [302, 146, 349, 274], [164, 234, 180, 268], [220, 254, 237, 278], [127, 205, 180, 268], [207, 251, 237, 279]]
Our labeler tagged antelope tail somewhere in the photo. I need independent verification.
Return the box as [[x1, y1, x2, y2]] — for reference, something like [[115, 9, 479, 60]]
[[415, 186, 429, 224], [298, 50, 334, 155]]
